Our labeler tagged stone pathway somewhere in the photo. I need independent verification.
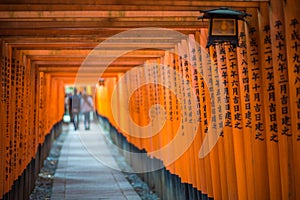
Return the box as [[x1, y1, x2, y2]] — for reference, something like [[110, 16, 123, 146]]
[[51, 123, 141, 200]]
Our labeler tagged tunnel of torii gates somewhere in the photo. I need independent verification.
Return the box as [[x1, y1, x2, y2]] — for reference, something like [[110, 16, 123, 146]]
[[0, 0, 300, 199]]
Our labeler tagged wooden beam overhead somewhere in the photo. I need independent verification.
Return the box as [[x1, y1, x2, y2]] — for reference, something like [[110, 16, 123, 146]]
[[0, 0, 264, 83], [0, 11, 201, 18], [38, 66, 132, 72], [0, 21, 203, 29], [32, 59, 145, 66], [0, 1, 264, 12], [0, 28, 198, 37], [21, 49, 166, 57]]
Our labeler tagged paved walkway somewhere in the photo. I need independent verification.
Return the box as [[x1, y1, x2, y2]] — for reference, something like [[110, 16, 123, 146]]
[[51, 122, 141, 200]]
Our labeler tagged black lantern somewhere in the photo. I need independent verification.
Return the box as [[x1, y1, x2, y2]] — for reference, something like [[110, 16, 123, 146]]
[[198, 7, 250, 47], [98, 78, 105, 86]]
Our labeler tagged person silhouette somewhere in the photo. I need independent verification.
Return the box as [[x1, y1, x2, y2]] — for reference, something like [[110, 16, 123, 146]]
[[80, 88, 94, 130], [69, 87, 81, 130]]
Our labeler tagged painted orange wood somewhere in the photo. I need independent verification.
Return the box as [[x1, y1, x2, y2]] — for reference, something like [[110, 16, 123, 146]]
[[236, 20, 256, 200], [1, 1, 297, 199], [283, 0, 300, 199]]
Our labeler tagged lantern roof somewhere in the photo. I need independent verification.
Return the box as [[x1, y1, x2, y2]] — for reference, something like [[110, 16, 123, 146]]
[[198, 7, 251, 20]]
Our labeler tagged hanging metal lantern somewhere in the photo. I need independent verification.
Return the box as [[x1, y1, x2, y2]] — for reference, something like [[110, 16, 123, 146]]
[[98, 78, 105, 86], [198, 7, 251, 47]]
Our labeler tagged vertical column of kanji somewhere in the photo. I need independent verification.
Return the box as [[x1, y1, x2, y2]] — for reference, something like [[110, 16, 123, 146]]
[[177, 42, 192, 186], [209, 44, 225, 200], [124, 73, 131, 144], [201, 44, 215, 199], [269, 0, 294, 198], [150, 59, 158, 154], [166, 51, 181, 197], [41, 72, 47, 141], [236, 21, 255, 200], [0, 40, 5, 198], [22, 55, 30, 195], [194, 30, 208, 197], [187, 34, 203, 194], [141, 62, 150, 151], [43, 74, 49, 139], [130, 70, 137, 147], [10, 48, 18, 186], [33, 65, 39, 157], [3, 46, 8, 195], [52, 79, 58, 124], [137, 66, 147, 172], [225, 43, 248, 200], [21, 52, 27, 177], [124, 73, 133, 145], [284, 0, 300, 198], [44, 74, 52, 135], [129, 67, 140, 149], [172, 44, 185, 183], [246, 8, 270, 199], [158, 57, 164, 156], [163, 56, 171, 159], [216, 43, 238, 200], [110, 78, 118, 126], [55, 79, 60, 123], [106, 77, 116, 123], [23, 54, 29, 175], [160, 57, 166, 160], [204, 46, 222, 199], [136, 66, 143, 150], [170, 50, 184, 197], [14, 50, 24, 179], [127, 72, 135, 163], [137, 68, 144, 150], [42, 72, 49, 141], [181, 39, 198, 196], [27, 57, 35, 167], [138, 67, 147, 152], [130, 71, 140, 146], [49, 79, 55, 128], [258, 2, 282, 199], [110, 78, 118, 127], [3, 45, 12, 195], [180, 41, 190, 189], [114, 74, 121, 132], [208, 41, 228, 199], [188, 36, 204, 197], [148, 60, 156, 162], [161, 52, 170, 170], [158, 56, 170, 198], [38, 72, 45, 144], [48, 75, 53, 133], [202, 43, 221, 198], [153, 58, 161, 155], [165, 51, 178, 198]]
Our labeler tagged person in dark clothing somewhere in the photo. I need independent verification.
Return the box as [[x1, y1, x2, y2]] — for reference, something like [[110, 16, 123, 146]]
[[69, 88, 81, 130]]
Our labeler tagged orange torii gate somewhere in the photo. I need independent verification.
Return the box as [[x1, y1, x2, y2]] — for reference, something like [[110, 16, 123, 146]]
[[95, 1, 300, 199], [1, 0, 300, 199]]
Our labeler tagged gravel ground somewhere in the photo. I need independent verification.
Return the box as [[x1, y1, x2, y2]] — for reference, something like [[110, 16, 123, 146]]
[[29, 130, 67, 200], [29, 125, 159, 200], [109, 143, 160, 200]]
